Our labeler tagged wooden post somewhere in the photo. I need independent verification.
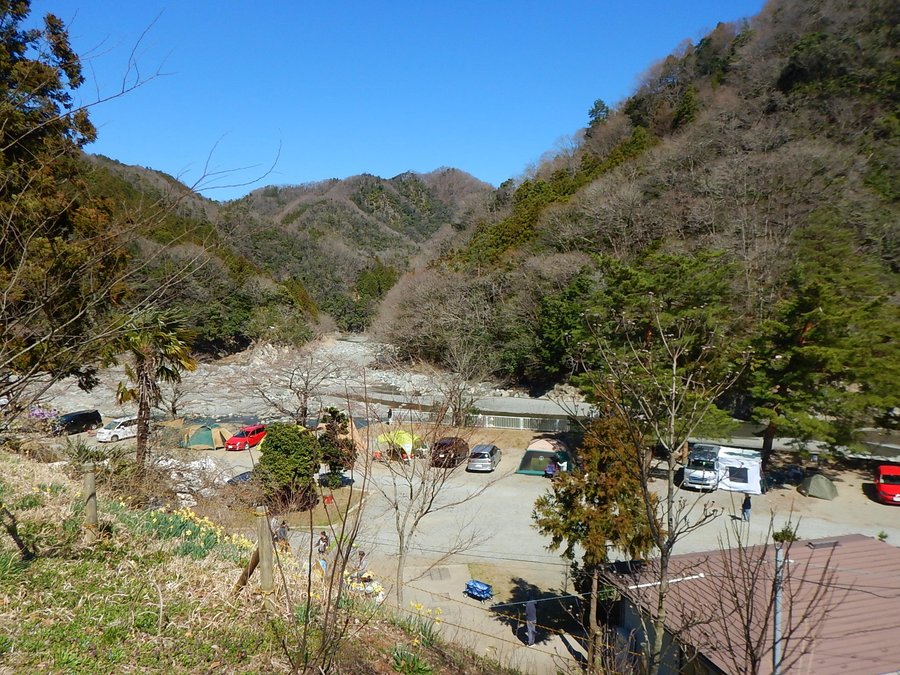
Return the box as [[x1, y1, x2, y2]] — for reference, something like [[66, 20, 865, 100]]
[[232, 547, 260, 596], [83, 462, 98, 543], [256, 505, 275, 609]]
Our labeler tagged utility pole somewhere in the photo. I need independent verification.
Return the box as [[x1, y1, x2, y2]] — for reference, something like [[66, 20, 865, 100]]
[[773, 542, 784, 674]]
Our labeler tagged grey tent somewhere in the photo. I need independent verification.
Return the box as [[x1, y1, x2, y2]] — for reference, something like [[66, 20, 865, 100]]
[[798, 474, 837, 500]]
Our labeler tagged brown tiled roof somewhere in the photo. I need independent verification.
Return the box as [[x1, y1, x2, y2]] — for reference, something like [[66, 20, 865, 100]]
[[606, 534, 900, 675]]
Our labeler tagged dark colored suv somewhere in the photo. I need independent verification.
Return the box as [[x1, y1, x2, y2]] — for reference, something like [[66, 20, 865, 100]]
[[431, 437, 470, 468], [54, 409, 102, 435]]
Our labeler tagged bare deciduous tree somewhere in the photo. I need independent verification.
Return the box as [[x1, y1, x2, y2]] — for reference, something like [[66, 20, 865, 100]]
[[580, 307, 744, 675], [713, 518, 840, 675], [154, 378, 192, 420], [250, 348, 340, 424], [362, 406, 499, 606]]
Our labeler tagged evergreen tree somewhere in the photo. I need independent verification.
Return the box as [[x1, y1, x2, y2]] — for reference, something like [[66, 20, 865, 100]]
[[256, 422, 321, 504], [746, 221, 900, 463], [0, 1, 124, 405], [319, 407, 355, 489], [572, 252, 742, 675], [534, 410, 656, 673]]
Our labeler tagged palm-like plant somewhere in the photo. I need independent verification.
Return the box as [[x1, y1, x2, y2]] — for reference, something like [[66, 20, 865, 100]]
[[115, 312, 197, 467]]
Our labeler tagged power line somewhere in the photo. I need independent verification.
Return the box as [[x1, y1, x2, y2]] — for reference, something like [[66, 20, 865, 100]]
[[352, 537, 573, 568]]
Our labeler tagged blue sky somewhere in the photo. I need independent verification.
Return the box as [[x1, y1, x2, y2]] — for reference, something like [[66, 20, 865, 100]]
[[36, 1, 765, 201]]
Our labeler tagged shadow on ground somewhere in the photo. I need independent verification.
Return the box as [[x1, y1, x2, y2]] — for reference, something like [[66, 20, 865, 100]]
[[489, 577, 585, 659], [861, 482, 888, 505]]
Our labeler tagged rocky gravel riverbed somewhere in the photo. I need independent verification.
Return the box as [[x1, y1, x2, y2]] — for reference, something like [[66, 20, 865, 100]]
[[37, 335, 544, 423]]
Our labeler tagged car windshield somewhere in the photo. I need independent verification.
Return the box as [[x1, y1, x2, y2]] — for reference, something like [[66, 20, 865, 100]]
[[234, 430, 248, 438], [881, 473, 900, 485], [688, 459, 716, 470], [472, 453, 489, 459], [102, 421, 119, 430]]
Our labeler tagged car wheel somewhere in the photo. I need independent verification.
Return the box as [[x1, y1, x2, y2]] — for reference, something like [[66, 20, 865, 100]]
[[111, 435, 119, 442]]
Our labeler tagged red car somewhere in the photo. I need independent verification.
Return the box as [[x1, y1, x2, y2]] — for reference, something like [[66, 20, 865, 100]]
[[874, 465, 900, 505], [225, 424, 267, 451]]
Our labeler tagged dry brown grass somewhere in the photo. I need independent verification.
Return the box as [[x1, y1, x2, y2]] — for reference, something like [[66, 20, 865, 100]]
[[0, 448, 522, 673], [290, 487, 365, 529]]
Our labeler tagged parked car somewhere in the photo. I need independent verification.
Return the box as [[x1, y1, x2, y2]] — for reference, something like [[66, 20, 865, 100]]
[[682, 444, 720, 491], [225, 424, 267, 451], [53, 410, 102, 435], [95, 417, 139, 443], [874, 465, 900, 505], [467, 444, 502, 472], [431, 437, 470, 468], [226, 470, 254, 485]]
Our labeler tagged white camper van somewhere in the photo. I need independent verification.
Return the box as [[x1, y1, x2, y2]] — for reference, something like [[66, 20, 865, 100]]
[[683, 444, 765, 494], [683, 444, 720, 490]]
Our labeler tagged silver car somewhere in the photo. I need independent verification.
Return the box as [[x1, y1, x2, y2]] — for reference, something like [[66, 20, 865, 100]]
[[467, 444, 502, 472]]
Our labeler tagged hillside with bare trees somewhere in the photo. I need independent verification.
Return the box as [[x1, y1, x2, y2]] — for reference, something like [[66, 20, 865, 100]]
[[376, 0, 898, 451]]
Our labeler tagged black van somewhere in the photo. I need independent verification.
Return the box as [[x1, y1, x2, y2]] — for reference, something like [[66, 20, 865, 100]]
[[54, 410, 102, 435]]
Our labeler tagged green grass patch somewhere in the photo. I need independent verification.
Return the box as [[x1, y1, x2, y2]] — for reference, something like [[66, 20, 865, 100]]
[[104, 501, 253, 563]]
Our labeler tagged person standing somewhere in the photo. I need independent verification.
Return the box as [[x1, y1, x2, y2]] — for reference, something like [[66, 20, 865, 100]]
[[316, 531, 329, 556], [351, 550, 368, 581], [275, 520, 289, 551], [742, 494, 752, 522], [525, 596, 537, 646], [386, 408, 393, 425]]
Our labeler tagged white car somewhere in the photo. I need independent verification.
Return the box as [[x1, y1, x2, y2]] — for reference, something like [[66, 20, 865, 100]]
[[95, 417, 138, 443]]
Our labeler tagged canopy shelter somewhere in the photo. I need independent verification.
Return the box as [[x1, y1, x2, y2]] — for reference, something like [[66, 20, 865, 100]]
[[799, 473, 838, 500], [716, 447, 764, 495], [516, 438, 572, 476], [180, 424, 235, 451], [375, 430, 425, 461]]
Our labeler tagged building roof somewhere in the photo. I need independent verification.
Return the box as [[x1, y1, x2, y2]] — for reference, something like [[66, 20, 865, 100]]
[[605, 533, 900, 675]]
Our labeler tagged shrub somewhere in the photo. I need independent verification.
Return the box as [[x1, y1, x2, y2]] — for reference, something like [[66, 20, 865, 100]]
[[256, 423, 321, 503]]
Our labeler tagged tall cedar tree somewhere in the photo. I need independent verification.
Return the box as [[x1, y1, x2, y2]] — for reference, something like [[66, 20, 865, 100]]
[[0, 1, 126, 403], [747, 220, 900, 464], [574, 252, 742, 675], [534, 410, 657, 673]]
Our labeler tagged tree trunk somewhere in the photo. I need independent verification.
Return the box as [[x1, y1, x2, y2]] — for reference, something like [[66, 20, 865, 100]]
[[136, 360, 153, 468], [232, 547, 260, 595], [761, 421, 777, 469], [648, 554, 671, 675], [395, 536, 407, 606], [587, 566, 601, 675], [0, 506, 35, 560], [300, 398, 308, 427]]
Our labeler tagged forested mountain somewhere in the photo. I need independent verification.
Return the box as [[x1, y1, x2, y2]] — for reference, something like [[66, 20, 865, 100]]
[[4, 0, 895, 451], [79, 156, 490, 352], [377, 0, 898, 448], [216, 169, 490, 335]]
